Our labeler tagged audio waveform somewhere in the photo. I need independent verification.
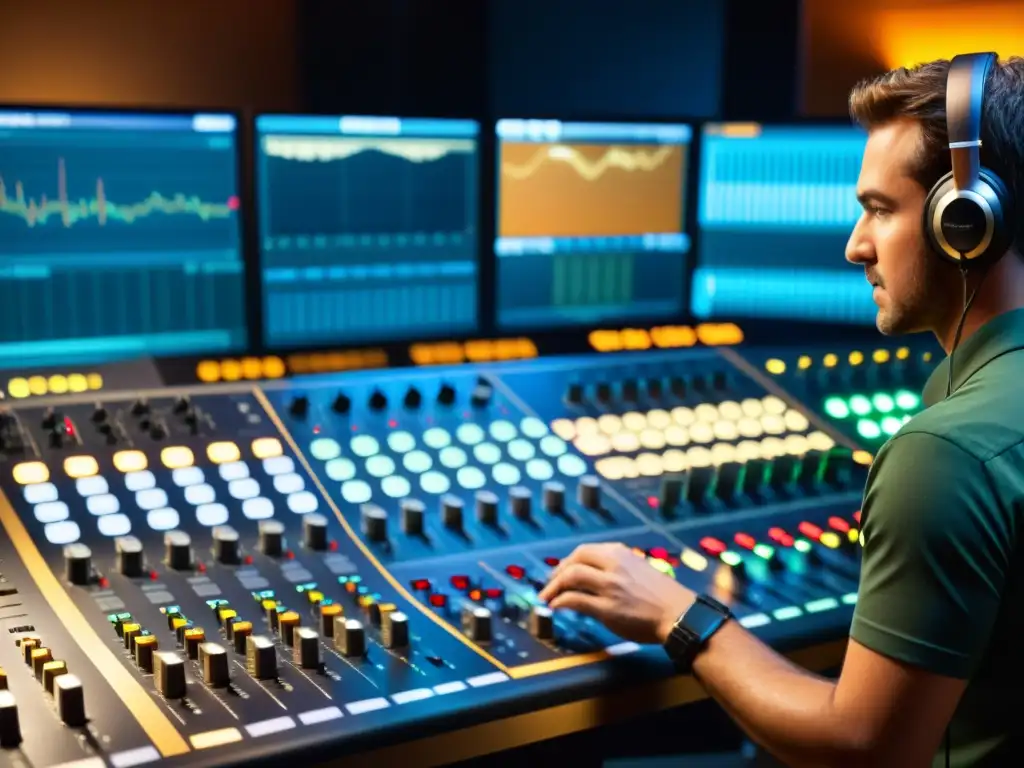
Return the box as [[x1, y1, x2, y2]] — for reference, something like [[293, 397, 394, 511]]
[[262, 136, 475, 164], [0, 158, 238, 228], [502, 144, 675, 182]]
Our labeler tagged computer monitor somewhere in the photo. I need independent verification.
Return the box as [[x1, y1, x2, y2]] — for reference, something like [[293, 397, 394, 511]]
[[494, 119, 693, 329], [254, 115, 480, 348], [0, 108, 247, 367], [691, 122, 874, 324]]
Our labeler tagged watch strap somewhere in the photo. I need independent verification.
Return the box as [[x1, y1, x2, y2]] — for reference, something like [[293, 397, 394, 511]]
[[663, 594, 732, 673]]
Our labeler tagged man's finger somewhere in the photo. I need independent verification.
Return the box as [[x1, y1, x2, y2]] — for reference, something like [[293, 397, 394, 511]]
[[538, 562, 609, 603], [548, 591, 606, 618], [552, 542, 625, 576]]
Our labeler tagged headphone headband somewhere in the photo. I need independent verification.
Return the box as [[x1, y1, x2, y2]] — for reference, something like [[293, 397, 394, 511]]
[[946, 52, 997, 193]]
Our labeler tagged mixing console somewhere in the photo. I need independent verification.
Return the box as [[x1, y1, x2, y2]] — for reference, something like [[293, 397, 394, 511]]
[[0, 346, 885, 767]]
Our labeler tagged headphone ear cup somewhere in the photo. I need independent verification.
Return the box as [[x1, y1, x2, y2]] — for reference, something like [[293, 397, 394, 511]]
[[922, 168, 1013, 266], [923, 172, 956, 262]]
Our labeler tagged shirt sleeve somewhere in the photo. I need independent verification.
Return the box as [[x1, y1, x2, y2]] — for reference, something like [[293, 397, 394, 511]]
[[849, 430, 1011, 679]]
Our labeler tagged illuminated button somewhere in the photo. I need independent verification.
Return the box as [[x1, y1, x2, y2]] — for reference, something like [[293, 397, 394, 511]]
[[340, 480, 372, 505], [680, 548, 708, 572], [783, 410, 809, 432], [242, 497, 274, 520], [472, 443, 501, 465], [196, 504, 229, 527], [489, 420, 517, 442], [63, 456, 98, 479], [848, 395, 872, 416], [711, 421, 737, 442], [403, 450, 432, 473], [381, 475, 411, 499], [252, 438, 283, 459], [34, 501, 69, 524], [24, 483, 58, 504], [184, 484, 216, 506], [147, 508, 180, 531], [872, 393, 895, 413], [438, 446, 467, 469], [263, 456, 294, 477], [228, 478, 260, 500], [219, 461, 249, 482], [539, 435, 568, 457], [857, 419, 882, 439], [364, 456, 396, 478], [422, 427, 451, 449], [456, 424, 485, 446], [169, 467, 202, 488], [98, 514, 131, 537], [287, 492, 318, 514], [456, 466, 486, 490], [823, 397, 850, 419], [819, 532, 841, 549], [895, 390, 920, 410], [161, 446, 195, 469], [75, 476, 108, 497], [350, 435, 379, 458], [45, 521, 80, 545], [519, 417, 548, 439], [525, 459, 554, 481], [208, 442, 241, 464], [492, 462, 521, 486], [124, 471, 156, 492], [136, 488, 168, 511], [309, 438, 341, 461], [419, 471, 450, 495], [323, 458, 355, 482], [550, 418, 575, 440], [113, 450, 148, 473]]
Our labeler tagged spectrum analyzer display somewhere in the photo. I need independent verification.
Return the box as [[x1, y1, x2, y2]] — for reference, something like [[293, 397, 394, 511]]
[[692, 122, 875, 324], [0, 110, 246, 366], [255, 115, 480, 347], [495, 119, 692, 329]]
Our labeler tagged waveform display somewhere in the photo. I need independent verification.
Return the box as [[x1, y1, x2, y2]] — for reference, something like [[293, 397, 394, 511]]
[[498, 141, 685, 238], [260, 135, 475, 237]]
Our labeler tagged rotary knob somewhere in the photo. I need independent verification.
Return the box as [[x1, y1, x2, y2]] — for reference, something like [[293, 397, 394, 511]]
[[529, 605, 555, 640], [361, 504, 388, 542], [463, 606, 492, 643], [440, 494, 464, 530], [401, 499, 425, 535], [63, 543, 92, 585], [542, 481, 565, 513], [115, 536, 145, 577], [577, 475, 601, 510], [303, 514, 329, 551], [334, 618, 366, 657], [258, 519, 285, 556], [509, 486, 532, 520], [475, 490, 499, 525], [212, 526, 240, 565]]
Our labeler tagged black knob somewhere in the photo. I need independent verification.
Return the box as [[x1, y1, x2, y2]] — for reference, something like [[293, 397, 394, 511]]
[[164, 530, 193, 571], [41, 408, 58, 429], [686, 466, 718, 505], [565, 383, 584, 404], [149, 423, 167, 440], [509, 486, 532, 520], [475, 491, 499, 525], [595, 382, 612, 403], [116, 536, 145, 577], [64, 543, 92, 585], [669, 377, 686, 397], [440, 494, 464, 529], [368, 390, 387, 411], [90, 405, 107, 423], [401, 499, 425, 535], [360, 504, 388, 542], [303, 513, 329, 551], [437, 383, 456, 405], [716, 462, 745, 503], [213, 526, 240, 564], [184, 410, 200, 435], [577, 475, 601, 510], [403, 387, 422, 409], [647, 378, 664, 398], [621, 379, 639, 401], [659, 474, 684, 515], [470, 380, 492, 407], [131, 398, 150, 416], [331, 393, 351, 414], [289, 396, 309, 418], [258, 520, 285, 556], [173, 396, 190, 414]]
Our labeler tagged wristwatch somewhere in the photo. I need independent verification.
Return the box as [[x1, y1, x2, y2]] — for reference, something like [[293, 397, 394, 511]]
[[663, 593, 732, 673]]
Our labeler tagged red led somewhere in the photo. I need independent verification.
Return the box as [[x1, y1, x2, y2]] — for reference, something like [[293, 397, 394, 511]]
[[99, 577, 109, 588], [227, 195, 240, 210], [853, 510, 862, 523], [329, 540, 339, 551], [312, 426, 321, 434], [410, 578, 431, 591], [828, 516, 850, 533], [733, 533, 756, 550], [649, 546, 669, 561], [388, 419, 397, 428], [647, 496, 659, 508], [779, 533, 794, 547], [244, 555, 254, 565], [543, 557, 560, 567], [63, 417, 75, 436], [798, 521, 823, 540], [699, 537, 726, 556], [505, 565, 526, 580], [197, 562, 206, 573], [484, 588, 503, 600], [767, 527, 788, 544], [428, 593, 447, 607], [286, 550, 295, 560], [149, 570, 159, 580], [450, 575, 470, 590]]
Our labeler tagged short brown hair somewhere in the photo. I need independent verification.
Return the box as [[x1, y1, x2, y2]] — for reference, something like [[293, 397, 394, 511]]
[[849, 56, 1024, 255]]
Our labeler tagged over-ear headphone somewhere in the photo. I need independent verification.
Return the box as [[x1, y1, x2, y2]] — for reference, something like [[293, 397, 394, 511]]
[[923, 52, 1014, 267]]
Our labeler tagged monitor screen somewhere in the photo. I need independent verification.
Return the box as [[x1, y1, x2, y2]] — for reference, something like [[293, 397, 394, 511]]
[[255, 115, 480, 348], [494, 119, 693, 329], [0, 109, 246, 367], [691, 122, 874, 324]]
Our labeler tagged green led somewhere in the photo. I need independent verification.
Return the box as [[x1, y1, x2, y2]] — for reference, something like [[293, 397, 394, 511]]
[[856, 418, 882, 439], [871, 392, 895, 413], [880, 415, 903, 435], [254, 590, 275, 601], [720, 551, 743, 567], [753, 543, 774, 560], [895, 389, 920, 410], [794, 539, 812, 553], [296, 582, 318, 593], [849, 394, 872, 416], [648, 558, 676, 578], [823, 396, 850, 419]]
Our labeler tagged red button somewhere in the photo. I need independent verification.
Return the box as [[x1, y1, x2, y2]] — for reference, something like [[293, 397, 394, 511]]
[[699, 537, 726, 555], [798, 521, 822, 540], [450, 575, 470, 590], [733, 533, 755, 550], [410, 578, 431, 591], [505, 565, 526, 580], [428, 593, 447, 607], [828, 516, 850, 533]]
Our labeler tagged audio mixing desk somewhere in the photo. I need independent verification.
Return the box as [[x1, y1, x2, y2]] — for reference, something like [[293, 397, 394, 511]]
[[0, 341, 938, 768]]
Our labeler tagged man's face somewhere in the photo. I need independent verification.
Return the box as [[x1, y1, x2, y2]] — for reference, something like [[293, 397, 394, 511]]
[[846, 118, 950, 335]]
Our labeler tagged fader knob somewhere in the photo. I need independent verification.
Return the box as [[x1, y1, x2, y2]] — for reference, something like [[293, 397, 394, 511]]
[[199, 642, 230, 687], [90, 404, 107, 423], [686, 466, 717, 505], [55, 675, 86, 727], [335, 618, 366, 657], [246, 635, 277, 680], [289, 396, 309, 418], [115, 536, 145, 577], [172, 396, 190, 414], [164, 530, 193, 570], [258, 519, 285, 556], [368, 390, 388, 411], [63, 543, 92, 585], [303, 514, 329, 551], [383, 611, 409, 648], [659, 474, 684, 515], [154, 652, 186, 698], [401, 499, 425, 535], [212, 526, 240, 565], [509, 486, 532, 519], [542, 481, 565, 514], [464, 606, 492, 643], [402, 387, 422, 409], [529, 606, 555, 640], [440, 494, 464, 529], [565, 383, 584, 404], [437, 383, 456, 405], [470, 381, 492, 407], [475, 491, 499, 525], [294, 628, 320, 669], [131, 398, 150, 416], [331, 392, 351, 414], [360, 504, 388, 542], [0, 690, 21, 747], [577, 475, 600, 510]]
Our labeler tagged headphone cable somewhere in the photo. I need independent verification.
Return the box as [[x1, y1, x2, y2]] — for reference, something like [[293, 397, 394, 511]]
[[946, 257, 985, 398]]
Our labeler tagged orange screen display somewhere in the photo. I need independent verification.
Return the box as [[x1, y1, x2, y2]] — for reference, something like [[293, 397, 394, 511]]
[[498, 141, 686, 238]]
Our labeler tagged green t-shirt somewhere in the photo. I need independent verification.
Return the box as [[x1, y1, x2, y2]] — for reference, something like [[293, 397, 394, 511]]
[[851, 308, 1024, 767]]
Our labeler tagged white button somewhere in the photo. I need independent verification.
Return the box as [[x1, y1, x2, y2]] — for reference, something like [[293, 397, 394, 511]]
[[34, 501, 69, 523], [44, 521, 81, 545], [287, 492, 318, 514], [98, 513, 131, 537], [228, 478, 260, 500], [219, 461, 250, 481], [341, 480, 372, 504], [76, 476, 109, 497], [24, 483, 58, 504], [136, 489, 168, 511], [147, 508, 180, 531], [262, 456, 294, 476], [172, 467, 204, 487], [456, 466, 486, 490], [381, 476, 411, 498], [325, 458, 356, 482], [242, 498, 274, 520], [364, 456, 395, 478], [350, 435, 380, 457], [124, 471, 156, 491], [196, 503, 229, 526], [387, 431, 416, 453], [87, 494, 119, 516], [185, 483, 216, 505], [273, 473, 305, 494]]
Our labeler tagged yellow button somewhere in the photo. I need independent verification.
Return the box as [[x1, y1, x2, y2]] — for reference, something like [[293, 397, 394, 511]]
[[320, 603, 342, 617], [113, 450, 148, 473], [12, 462, 49, 485], [251, 438, 283, 459], [306, 590, 324, 605], [171, 617, 188, 632], [819, 532, 841, 549], [7, 378, 29, 399], [161, 446, 195, 469], [67, 373, 88, 393], [207, 442, 241, 464], [64, 456, 99, 479]]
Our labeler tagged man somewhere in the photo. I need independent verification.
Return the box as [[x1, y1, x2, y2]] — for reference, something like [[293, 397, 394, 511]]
[[539, 55, 1024, 767]]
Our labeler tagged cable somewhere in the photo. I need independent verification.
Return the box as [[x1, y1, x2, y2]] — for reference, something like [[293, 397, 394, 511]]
[[945, 257, 985, 398]]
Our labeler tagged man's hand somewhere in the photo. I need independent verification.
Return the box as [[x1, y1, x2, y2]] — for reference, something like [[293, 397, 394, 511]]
[[537, 542, 696, 645]]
